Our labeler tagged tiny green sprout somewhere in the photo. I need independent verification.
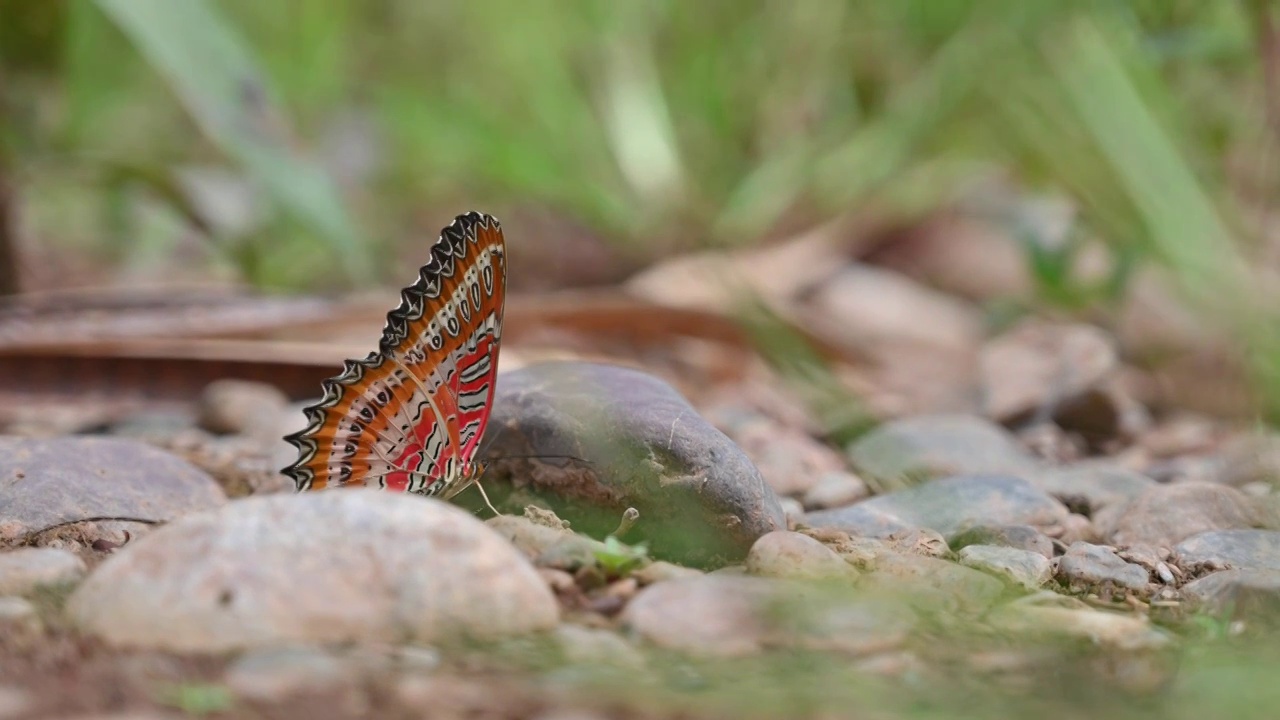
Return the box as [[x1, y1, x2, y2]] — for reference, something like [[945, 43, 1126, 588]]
[[593, 535, 650, 578], [157, 682, 235, 716]]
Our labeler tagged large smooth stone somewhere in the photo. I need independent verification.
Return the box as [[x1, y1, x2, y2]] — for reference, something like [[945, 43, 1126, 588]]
[[846, 415, 1042, 487], [1095, 482, 1265, 548], [0, 436, 226, 544], [1173, 529, 1280, 572], [66, 490, 558, 651], [478, 362, 785, 566], [805, 475, 1068, 539], [1182, 569, 1280, 626]]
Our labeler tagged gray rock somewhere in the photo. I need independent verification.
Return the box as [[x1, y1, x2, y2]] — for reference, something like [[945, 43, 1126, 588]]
[[1096, 481, 1263, 548], [801, 471, 870, 510], [1209, 432, 1280, 488], [622, 574, 911, 657], [224, 646, 352, 701], [846, 415, 1041, 487], [485, 513, 606, 570], [0, 685, 32, 720], [862, 552, 1006, 614], [0, 597, 40, 637], [67, 490, 558, 651], [990, 599, 1175, 654], [800, 501, 911, 538], [1182, 569, 1280, 626], [554, 624, 647, 670], [621, 575, 779, 657], [779, 497, 806, 528], [949, 524, 1054, 559], [632, 560, 702, 585], [957, 545, 1052, 589], [0, 547, 86, 595], [0, 436, 225, 544], [745, 531, 856, 581], [980, 320, 1117, 423], [883, 528, 950, 558], [713, 413, 848, 497], [196, 379, 291, 442], [479, 362, 785, 566], [806, 475, 1068, 539], [1031, 461, 1156, 515], [1057, 542, 1149, 592], [1173, 529, 1280, 572]]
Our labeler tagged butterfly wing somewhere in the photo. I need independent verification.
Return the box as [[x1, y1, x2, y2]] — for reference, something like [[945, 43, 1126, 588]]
[[282, 212, 507, 495]]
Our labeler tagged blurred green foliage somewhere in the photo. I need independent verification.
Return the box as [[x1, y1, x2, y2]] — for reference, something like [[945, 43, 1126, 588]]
[[4, 0, 1280, 409], [0, 0, 1265, 285]]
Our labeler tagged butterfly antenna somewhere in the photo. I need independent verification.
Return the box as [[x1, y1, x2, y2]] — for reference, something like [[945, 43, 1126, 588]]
[[484, 453, 594, 465], [470, 479, 502, 517]]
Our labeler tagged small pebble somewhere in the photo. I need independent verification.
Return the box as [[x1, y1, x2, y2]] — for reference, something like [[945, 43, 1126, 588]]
[[0, 548, 86, 596]]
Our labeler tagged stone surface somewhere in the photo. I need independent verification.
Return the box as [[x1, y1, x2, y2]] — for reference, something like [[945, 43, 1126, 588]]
[[224, 646, 353, 701], [1182, 569, 1280, 626], [0, 596, 41, 640], [806, 263, 985, 354], [805, 475, 1068, 539], [1172, 529, 1280, 572], [196, 379, 291, 442], [957, 545, 1053, 589], [67, 491, 558, 651], [632, 560, 702, 585], [980, 320, 1118, 423], [990, 597, 1174, 653], [621, 575, 780, 657], [779, 497, 806, 529], [846, 415, 1042, 487], [0, 436, 226, 544], [801, 265, 986, 415], [949, 524, 1054, 559], [554, 624, 647, 670], [0, 596, 38, 625], [883, 528, 950, 558], [801, 471, 870, 510], [479, 362, 786, 566], [716, 416, 848, 497], [0, 547, 86, 595], [1208, 432, 1280, 488], [485, 513, 606, 570], [0, 685, 32, 720], [622, 574, 911, 657], [1057, 542, 1149, 592], [745, 531, 856, 581], [1096, 481, 1263, 548], [862, 552, 1006, 614], [1030, 461, 1156, 515]]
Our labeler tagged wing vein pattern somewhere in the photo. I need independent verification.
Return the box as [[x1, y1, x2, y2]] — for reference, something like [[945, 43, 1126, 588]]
[[282, 211, 506, 496]]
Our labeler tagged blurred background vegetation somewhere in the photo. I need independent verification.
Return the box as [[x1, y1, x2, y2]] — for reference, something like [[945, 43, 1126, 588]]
[[1, 0, 1278, 410]]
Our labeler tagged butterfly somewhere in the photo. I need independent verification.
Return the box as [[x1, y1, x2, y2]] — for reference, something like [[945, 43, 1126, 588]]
[[282, 211, 506, 510]]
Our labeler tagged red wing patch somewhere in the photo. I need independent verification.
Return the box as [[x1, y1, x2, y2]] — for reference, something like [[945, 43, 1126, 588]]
[[282, 212, 506, 497]]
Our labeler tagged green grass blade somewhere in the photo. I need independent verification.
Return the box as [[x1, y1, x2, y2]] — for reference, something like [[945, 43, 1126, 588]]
[[93, 0, 370, 282]]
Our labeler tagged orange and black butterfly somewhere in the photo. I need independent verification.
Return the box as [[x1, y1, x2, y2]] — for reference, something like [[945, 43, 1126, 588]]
[[282, 212, 506, 504]]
